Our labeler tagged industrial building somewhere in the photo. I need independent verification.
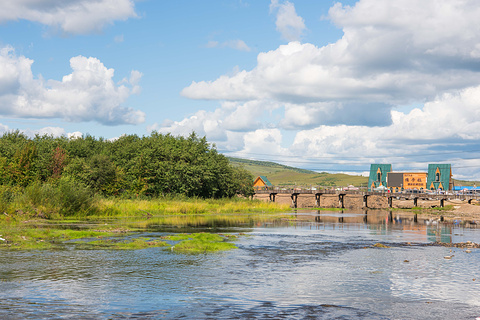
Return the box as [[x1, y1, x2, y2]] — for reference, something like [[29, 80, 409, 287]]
[[368, 164, 452, 192]]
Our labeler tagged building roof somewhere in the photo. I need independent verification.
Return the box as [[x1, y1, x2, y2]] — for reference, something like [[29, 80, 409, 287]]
[[254, 176, 273, 187]]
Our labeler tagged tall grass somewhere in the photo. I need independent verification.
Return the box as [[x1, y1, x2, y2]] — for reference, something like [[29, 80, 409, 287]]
[[95, 196, 291, 217], [3, 182, 290, 219]]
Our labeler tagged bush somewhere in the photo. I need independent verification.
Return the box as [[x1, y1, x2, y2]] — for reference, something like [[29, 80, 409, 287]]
[[19, 178, 95, 217], [0, 185, 15, 214], [56, 178, 95, 216]]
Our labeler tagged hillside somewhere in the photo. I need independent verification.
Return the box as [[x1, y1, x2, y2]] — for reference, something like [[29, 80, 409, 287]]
[[228, 157, 368, 188], [228, 157, 480, 189]]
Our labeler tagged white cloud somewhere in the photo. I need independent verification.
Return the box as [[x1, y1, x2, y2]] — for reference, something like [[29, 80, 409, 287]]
[[150, 99, 282, 151], [175, 0, 480, 178], [183, 0, 480, 127], [289, 84, 480, 176], [0, 124, 83, 139], [205, 39, 251, 52], [0, 47, 145, 125], [114, 34, 124, 43], [0, 0, 137, 34], [270, 0, 306, 42], [242, 128, 288, 156]]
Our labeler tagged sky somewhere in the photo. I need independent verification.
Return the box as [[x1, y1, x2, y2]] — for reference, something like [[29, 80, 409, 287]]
[[1, 0, 480, 180]]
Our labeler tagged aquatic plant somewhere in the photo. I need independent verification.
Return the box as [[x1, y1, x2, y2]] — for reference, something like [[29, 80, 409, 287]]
[[165, 233, 237, 253], [0, 221, 128, 250], [73, 237, 170, 250]]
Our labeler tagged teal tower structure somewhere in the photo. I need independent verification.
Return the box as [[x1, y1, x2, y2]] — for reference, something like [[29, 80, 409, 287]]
[[368, 164, 392, 191], [426, 164, 452, 190]]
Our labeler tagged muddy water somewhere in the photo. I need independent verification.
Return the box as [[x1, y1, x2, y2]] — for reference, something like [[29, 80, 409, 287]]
[[1, 211, 480, 319]]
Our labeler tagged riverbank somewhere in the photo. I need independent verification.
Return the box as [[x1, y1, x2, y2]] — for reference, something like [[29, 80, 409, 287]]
[[393, 198, 480, 221]]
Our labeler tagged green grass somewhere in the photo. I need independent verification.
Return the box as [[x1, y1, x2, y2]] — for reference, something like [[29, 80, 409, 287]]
[[94, 197, 291, 217], [165, 232, 238, 253]]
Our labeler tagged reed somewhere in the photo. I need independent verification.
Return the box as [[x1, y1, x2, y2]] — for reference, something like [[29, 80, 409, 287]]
[[94, 197, 291, 217]]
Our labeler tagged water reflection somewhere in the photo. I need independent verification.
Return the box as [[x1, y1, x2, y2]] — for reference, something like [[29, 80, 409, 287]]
[[1, 211, 480, 319]]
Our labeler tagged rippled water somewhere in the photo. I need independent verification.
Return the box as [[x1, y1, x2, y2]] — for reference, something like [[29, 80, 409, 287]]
[[1, 211, 480, 319]]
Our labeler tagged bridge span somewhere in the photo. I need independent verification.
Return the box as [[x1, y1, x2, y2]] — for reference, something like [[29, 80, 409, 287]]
[[254, 189, 480, 209]]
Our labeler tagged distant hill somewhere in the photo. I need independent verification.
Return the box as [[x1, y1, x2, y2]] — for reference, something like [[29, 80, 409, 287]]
[[228, 157, 368, 188], [228, 157, 480, 189]]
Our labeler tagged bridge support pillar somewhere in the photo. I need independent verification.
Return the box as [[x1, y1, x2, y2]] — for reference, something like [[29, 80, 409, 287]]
[[363, 195, 369, 208], [339, 194, 345, 209], [291, 193, 299, 208], [413, 197, 418, 207], [315, 193, 322, 207]]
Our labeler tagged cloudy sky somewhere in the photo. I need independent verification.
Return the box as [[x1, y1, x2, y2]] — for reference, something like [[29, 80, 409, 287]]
[[1, 0, 480, 180]]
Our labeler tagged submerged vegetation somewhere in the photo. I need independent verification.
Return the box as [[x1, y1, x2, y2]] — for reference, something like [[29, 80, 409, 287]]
[[164, 233, 237, 253], [0, 216, 250, 252]]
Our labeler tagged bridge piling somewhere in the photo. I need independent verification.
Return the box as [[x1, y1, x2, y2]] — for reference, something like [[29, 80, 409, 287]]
[[363, 195, 369, 208], [291, 193, 298, 208], [315, 193, 322, 207], [338, 194, 345, 209], [269, 193, 277, 202]]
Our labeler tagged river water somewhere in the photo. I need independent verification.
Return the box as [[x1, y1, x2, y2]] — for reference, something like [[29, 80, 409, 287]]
[[1, 211, 480, 319]]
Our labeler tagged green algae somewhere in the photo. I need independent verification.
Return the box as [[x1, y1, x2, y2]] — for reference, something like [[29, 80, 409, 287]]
[[73, 237, 170, 250], [165, 232, 238, 253]]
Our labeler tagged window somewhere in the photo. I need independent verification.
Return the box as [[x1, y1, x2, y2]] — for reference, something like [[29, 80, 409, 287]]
[[435, 172, 440, 182]]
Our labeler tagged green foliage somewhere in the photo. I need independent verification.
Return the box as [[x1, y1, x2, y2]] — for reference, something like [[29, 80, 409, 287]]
[[0, 131, 255, 218], [16, 178, 95, 217]]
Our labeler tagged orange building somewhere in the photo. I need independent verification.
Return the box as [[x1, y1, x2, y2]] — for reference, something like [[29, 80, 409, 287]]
[[253, 176, 273, 189]]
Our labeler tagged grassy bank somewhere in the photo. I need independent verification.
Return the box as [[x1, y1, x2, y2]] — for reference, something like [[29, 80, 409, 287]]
[[95, 197, 291, 218], [1, 182, 291, 219], [0, 194, 291, 251]]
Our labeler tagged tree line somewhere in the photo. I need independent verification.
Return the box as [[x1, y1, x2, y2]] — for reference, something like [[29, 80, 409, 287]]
[[0, 131, 254, 199]]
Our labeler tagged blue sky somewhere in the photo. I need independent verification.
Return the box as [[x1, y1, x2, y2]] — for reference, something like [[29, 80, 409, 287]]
[[2, 0, 480, 180]]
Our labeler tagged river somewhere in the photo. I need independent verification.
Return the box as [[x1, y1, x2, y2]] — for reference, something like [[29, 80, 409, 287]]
[[1, 211, 480, 319]]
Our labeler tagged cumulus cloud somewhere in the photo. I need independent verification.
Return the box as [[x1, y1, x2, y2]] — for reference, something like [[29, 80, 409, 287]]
[[175, 0, 480, 178], [0, 47, 144, 125], [270, 0, 306, 42], [290, 84, 480, 174], [183, 0, 480, 127], [0, 0, 137, 34], [151, 100, 270, 134]]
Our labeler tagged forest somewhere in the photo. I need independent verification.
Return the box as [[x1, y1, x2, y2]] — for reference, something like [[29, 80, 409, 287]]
[[0, 131, 255, 217]]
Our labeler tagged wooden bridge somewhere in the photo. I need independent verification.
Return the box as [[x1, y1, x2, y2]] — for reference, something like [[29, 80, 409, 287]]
[[254, 188, 480, 209]]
